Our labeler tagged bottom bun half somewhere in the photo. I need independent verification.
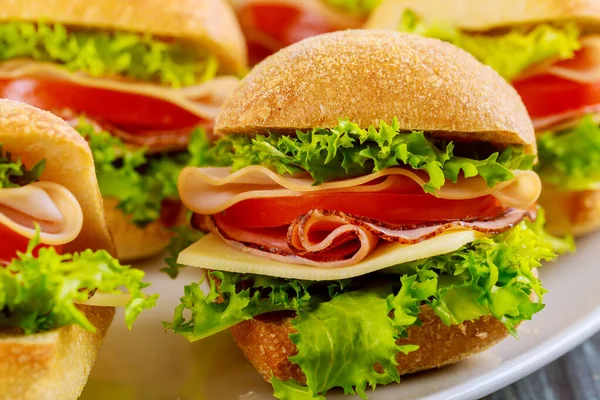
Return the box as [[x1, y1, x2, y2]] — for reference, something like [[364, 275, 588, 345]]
[[539, 183, 600, 237], [0, 304, 115, 400], [230, 305, 509, 385], [103, 197, 178, 262]]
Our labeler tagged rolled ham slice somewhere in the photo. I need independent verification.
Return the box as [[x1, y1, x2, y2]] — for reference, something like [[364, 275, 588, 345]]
[[203, 208, 533, 267], [0, 181, 84, 245]]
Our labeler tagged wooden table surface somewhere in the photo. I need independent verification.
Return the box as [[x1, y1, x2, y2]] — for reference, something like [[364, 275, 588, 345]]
[[483, 332, 600, 400]]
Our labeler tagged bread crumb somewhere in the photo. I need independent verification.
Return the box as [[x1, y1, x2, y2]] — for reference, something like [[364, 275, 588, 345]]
[[476, 331, 488, 339]]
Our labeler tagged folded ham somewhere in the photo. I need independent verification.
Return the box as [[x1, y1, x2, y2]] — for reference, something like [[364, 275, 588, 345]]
[[200, 208, 532, 268], [515, 35, 600, 130], [179, 165, 542, 213], [0, 182, 83, 245]]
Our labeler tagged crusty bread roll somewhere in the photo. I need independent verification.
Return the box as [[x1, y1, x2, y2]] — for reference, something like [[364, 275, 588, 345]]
[[539, 182, 600, 236], [365, 0, 600, 32], [0, 99, 114, 255], [0, 100, 118, 399], [230, 306, 509, 384], [103, 197, 177, 262], [0, 0, 247, 75], [215, 30, 536, 153], [0, 305, 115, 400]]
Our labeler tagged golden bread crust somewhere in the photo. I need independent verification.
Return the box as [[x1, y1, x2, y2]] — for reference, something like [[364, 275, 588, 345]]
[[103, 197, 177, 262], [0, 0, 247, 74], [230, 306, 509, 384], [0, 305, 115, 400], [215, 30, 535, 152], [366, 0, 600, 32], [0, 99, 114, 255], [539, 183, 600, 236]]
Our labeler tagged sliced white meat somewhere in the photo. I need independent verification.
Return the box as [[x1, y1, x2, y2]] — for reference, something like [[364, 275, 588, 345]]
[[204, 208, 532, 267], [519, 36, 600, 84], [178, 165, 541, 213], [0, 181, 84, 245]]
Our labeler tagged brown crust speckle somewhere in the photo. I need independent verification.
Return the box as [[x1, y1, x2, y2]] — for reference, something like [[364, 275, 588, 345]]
[[0, 99, 114, 255], [215, 30, 535, 153], [230, 306, 509, 385], [0, 0, 247, 74]]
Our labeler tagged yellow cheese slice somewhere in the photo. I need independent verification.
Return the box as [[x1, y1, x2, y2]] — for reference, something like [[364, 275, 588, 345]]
[[178, 230, 483, 281]]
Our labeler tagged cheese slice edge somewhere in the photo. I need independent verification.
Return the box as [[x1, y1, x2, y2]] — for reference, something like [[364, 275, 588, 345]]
[[178, 230, 482, 281]]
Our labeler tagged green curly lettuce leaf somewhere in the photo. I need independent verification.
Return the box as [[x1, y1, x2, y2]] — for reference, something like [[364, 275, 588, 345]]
[[0, 144, 45, 188], [167, 212, 553, 398], [0, 21, 218, 87], [398, 10, 581, 81], [161, 223, 204, 279], [536, 116, 600, 191], [392, 213, 554, 335], [322, 0, 382, 16], [164, 271, 316, 341], [76, 120, 204, 226], [289, 276, 429, 398], [0, 232, 158, 334], [272, 377, 325, 400], [195, 118, 534, 192]]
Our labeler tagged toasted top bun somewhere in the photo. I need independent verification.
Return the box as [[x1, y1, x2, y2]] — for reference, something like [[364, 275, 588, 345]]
[[366, 0, 600, 32], [0, 0, 247, 74], [0, 100, 114, 255], [215, 30, 536, 152]]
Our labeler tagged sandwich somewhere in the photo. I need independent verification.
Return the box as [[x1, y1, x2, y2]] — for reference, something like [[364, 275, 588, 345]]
[[0, 99, 156, 400], [165, 30, 558, 398], [232, 0, 380, 65], [366, 0, 600, 236], [0, 0, 247, 260]]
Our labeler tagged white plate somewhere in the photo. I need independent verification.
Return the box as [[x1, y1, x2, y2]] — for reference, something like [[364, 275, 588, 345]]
[[80, 232, 600, 400]]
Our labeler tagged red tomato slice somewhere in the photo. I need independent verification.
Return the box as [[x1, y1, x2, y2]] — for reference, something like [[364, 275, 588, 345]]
[[216, 193, 505, 228], [0, 223, 62, 264], [243, 5, 337, 48], [0, 78, 202, 131], [513, 74, 600, 119]]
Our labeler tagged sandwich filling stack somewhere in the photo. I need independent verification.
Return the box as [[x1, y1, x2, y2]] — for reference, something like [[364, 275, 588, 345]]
[[233, 0, 380, 65], [0, 0, 247, 260], [367, 0, 600, 236], [166, 31, 559, 398], [0, 99, 156, 400]]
